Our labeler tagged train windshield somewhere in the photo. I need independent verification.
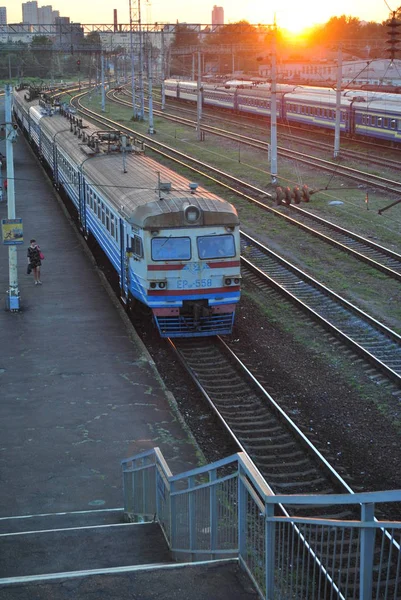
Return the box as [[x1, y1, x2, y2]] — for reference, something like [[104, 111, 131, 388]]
[[197, 234, 235, 259], [152, 236, 191, 261]]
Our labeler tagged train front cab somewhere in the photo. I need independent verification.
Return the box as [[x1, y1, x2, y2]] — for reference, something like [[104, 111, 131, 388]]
[[125, 219, 241, 338]]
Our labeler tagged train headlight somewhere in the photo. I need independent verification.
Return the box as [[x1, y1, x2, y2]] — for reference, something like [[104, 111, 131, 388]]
[[184, 205, 201, 224], [149, 280, 167, 290], [223, 275, 241, 286]]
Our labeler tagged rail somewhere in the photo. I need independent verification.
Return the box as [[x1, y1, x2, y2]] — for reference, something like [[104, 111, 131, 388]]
[[122, 448, 401, 600]]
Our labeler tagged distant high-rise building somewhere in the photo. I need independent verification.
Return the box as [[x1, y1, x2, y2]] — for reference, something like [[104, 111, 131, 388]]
[[22, 1, 38, 24], [52, 10, 60, 23], [38, 5, 53, 25], [0, 7, 7, 25], [212, 5, 224, 25]]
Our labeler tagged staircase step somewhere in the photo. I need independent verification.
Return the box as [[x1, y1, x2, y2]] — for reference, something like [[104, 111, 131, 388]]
[[0, 508, 125, 535], [0, 560, 259, 599], [0, 520, 172, 579]]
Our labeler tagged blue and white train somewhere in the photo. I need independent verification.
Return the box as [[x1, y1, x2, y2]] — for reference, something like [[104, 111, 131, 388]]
[[13, 87, 241, 337], [164, 79, 401, 145]]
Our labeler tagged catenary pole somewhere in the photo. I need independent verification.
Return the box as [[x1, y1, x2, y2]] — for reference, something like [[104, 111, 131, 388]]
[[197, 51, 202, 141], [129, 0, 137, 119], [101, 53, 106, 112], [5, 84, 20, 311], [334, 46, 342, 158], [148, 49, 154, 134], [160, 28, 165, 111], [270, 26, 278, 184]]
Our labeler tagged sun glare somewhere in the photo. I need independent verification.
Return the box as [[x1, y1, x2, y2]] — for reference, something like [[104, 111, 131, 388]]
[[279, 15, 311, 36]]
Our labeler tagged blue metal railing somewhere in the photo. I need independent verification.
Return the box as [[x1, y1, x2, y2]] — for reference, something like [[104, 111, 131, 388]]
[[121, 449, 401, 600]]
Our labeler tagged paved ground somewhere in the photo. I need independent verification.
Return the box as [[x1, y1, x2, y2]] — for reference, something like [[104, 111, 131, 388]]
[[0, 128, 201, 518]]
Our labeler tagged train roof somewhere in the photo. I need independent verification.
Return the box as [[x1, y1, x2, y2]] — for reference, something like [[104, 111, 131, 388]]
[[14, 90, 238, 229]]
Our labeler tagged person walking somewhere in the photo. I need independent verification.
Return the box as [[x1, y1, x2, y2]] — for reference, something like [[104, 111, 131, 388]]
[[27, 239, 43, 285]]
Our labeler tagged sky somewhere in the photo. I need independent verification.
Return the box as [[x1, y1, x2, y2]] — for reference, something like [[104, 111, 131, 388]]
[[1, 0, 394, 33]]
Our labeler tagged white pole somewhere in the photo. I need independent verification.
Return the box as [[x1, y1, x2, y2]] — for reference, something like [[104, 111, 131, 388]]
[[101, 53, 106, 112], [334, 46, 342, 158], [270, 27, 278, 184], [5, 84, 20, 311], [197, 51, 202, 141], [138, 0, 145, 121], [148, 50, 154, 134], [161, 28, 165, 111], [129, 0, 137, 119]]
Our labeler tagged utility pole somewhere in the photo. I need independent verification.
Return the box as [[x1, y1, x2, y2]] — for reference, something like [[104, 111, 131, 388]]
[[129, 0, 137, 119], [160, 28, 165, 110], [196, 51, 202, 141], [270, 26, 278, 184], [334, 46, 342, 158], [3, 85, 21, 311], [129, 0, 145, 120], [101, 53, 106, 112], [148, 49, 154, 134]]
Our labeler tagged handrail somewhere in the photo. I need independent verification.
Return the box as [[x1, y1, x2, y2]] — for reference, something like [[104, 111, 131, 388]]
[[122, 448, 401, 600]]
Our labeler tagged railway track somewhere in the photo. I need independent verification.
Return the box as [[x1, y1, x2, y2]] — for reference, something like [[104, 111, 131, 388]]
[[71, 93, 401, 384], [169, 335, 400, 598], [241, 231, 401, 386], [55, 87, 401, 596]]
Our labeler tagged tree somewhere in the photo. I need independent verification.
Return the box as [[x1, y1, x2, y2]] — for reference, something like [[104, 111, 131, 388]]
[[170, 24, 199, 48], [30, 35, 53, 78]]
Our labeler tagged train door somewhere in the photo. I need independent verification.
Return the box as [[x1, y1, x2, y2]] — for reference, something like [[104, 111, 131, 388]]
[[345, 103, 355, 136], [53, 145, 59, 188], [120, 222, 146, 306], [78, 175, 87, 236]]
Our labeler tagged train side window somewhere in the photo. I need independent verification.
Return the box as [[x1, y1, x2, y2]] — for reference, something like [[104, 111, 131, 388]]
[[384, 118, 389, 128], [105, 207, 110, 230], [362, 115, 366, 125], [97, 199, 101, 219], [371, 115, 376, 126], [130, 235, 143, 258], [377, 117, 382, 127], [110, 214, 115, 238], [391, 119, 397, 130], [101, 203, 106, 226]]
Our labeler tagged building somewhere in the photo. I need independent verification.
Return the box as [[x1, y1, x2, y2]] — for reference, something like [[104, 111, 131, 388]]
[[53, 16, 84, 51], [212, 6, 224, 26], [258, 57, 401, 87], [22, 1, 38, 25], [0, 7, 7, 25], [38, 5, 53, 25]]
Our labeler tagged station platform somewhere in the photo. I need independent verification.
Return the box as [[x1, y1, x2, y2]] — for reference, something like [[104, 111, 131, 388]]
[[0, 132, 202, 517]]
